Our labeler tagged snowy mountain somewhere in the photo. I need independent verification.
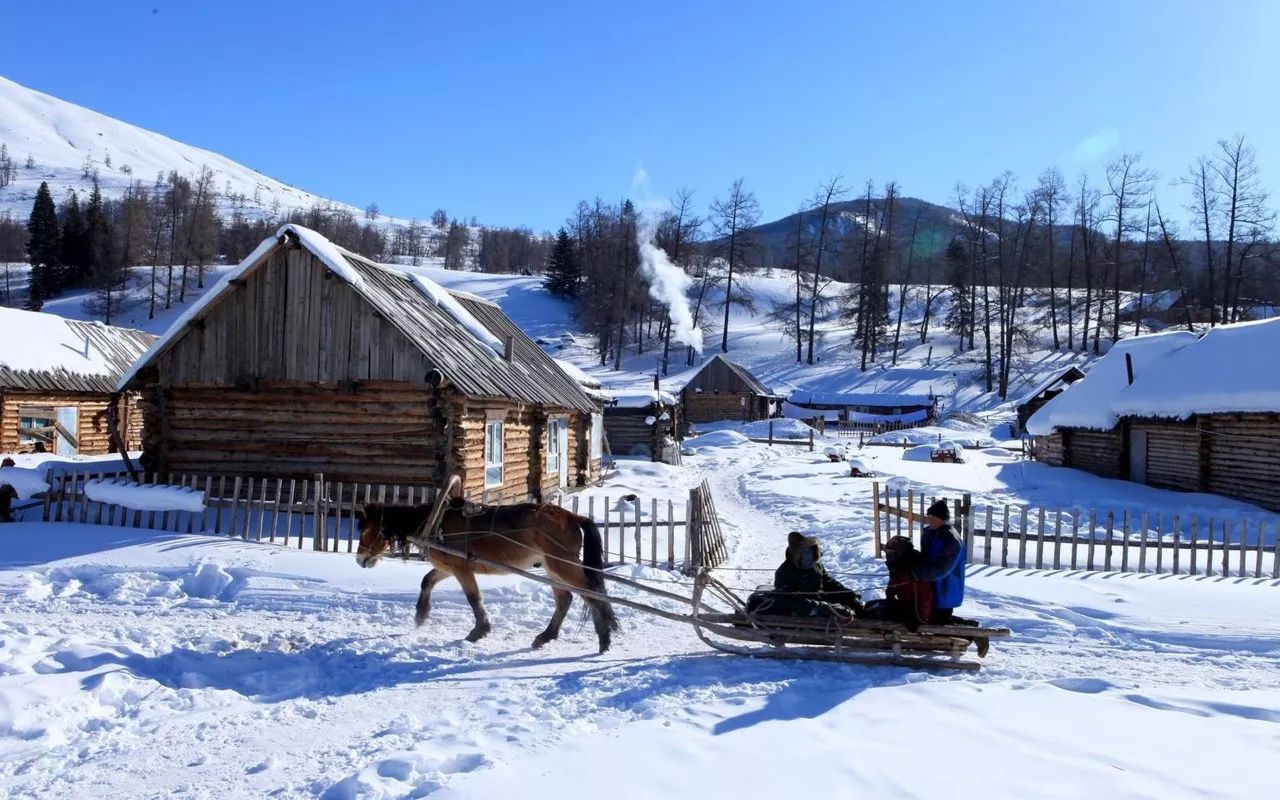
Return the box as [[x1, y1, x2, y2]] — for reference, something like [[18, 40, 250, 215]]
[[0, 74, 372, 222]]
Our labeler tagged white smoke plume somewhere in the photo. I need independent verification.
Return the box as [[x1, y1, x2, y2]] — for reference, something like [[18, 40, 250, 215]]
[[632, 169, 704, 354]]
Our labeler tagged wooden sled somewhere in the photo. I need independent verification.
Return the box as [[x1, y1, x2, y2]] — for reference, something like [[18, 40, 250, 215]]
[[692, 574, 1010, 671]]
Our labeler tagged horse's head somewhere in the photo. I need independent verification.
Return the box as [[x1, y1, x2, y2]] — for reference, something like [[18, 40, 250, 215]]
[[355, 503, 393, 568]]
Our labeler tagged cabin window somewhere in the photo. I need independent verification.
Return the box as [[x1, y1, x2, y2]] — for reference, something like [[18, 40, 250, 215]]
[[485, 420, 504, 487], [18, 414, 54, 445], [546, 418, 562, 474]]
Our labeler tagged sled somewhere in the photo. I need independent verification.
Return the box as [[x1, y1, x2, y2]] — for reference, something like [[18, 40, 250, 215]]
[[930, 447, 962, 463], [691, 573, 1009, 671]]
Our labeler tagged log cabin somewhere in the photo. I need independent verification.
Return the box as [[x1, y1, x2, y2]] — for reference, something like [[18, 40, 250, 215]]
[[1029, 321, 1280, 510], [0, 307, 153, 456], [119, 225, 602, 500], [1013, 365, 1085, 435], [603, 388, 680, 462], [680, 354, 780, 425]]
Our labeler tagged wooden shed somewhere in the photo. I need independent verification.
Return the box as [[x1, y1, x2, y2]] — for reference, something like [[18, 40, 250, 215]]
[[1029, 322, 1280, 510], [680, 354, 779, 424], [603, 388, 680, 462], [120, 225, 602, 500], [0, 307, 153, 456]]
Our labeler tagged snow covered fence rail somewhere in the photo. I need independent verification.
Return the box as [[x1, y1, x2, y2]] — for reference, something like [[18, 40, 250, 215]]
[[874, 483, 1280, 580]]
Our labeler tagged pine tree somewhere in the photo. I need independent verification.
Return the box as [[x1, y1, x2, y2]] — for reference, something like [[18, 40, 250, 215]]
[[25, 182, 60, 309], [543, 228, 580, 297], [943, 238, 971, 347], [58, 190, 89, 290], [85, 181, 110, 275]]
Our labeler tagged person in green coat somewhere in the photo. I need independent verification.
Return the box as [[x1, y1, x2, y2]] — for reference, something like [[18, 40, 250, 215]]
[[748, 531, 863, 618]]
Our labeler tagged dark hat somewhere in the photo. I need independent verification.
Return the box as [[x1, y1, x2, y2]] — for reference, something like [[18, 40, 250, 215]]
[[927, 499, 950, 521]]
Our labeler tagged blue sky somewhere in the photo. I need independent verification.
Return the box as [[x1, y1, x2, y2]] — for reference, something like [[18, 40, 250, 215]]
[[3, 1, 1278, 231]]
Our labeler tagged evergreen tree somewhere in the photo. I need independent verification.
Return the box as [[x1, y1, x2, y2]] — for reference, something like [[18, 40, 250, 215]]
[[25, 182, 60, 309], [943, 238, 972, 347], [543, 227, 580, 297], [58, 190, 89, 290], [85, 181, 110, 275]]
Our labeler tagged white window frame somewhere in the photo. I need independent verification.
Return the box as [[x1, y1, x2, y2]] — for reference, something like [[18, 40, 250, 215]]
[[589, 412, 603, 459], [485, 420, 504, 488], [546, 418, 562, 475]]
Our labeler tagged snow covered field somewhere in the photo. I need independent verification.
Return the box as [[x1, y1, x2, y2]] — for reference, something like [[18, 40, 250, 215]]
[[2, 438, 1278, 799]]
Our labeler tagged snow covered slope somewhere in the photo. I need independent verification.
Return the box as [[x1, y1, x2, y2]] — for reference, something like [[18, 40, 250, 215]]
[[0, 75, 372, 221]]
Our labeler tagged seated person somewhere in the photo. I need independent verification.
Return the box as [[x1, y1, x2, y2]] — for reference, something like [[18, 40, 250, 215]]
[[916, 499, 970, 625], [861, 535, 934, 629], [747, 531, 862, 619]]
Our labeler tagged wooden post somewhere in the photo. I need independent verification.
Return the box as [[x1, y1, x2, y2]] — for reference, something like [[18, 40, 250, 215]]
[[1035, 507, 1046, 570], [650, 498, 659, 567], [312, 475, 325, 552], [42, 468, 53, 522], [227, 476, 242, 538], [667, 499, 676, 570], [894, 490, 903, 538], [240, 477, 255, 540], [1154, 514, 1164, 574], [1189, 516, 1199, 575], [1272, 520, 1279, 580], [604, 497, 613, 562], [1017, 506, 1028, 569], [984, 505, 994, 566], [1138, 512, 1149, 573], [214, 475, 227, 534], [962, 494, 973, 560], [1103, 511, 1115, 571], [1172, 514, 1182, 575], [768, 419, 774, 446], [633, 499, 642, 563], [1052, 510, 1063, 570], [1001, 505, 1011, 568], [1233, 519, 1242, 578], [808, 428, 814, 452], [1120, 510, 1130, 573], [906, 488, 914, 539], [1255, 519, 1265, 579], [1205, 517, 1215, 577], [1086, 509, 1097, 571], [872, 482, 882, 558], [683, 499, 693, 570]]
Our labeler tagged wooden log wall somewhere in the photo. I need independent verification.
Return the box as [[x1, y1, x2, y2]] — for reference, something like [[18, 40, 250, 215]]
[[1135, 420, 1201, 492], [1034, 433, 1065, 466], [682, 393, 756, 424], [0, 391, 143, 455], [1063, 428, 1124, 477], [147, 381, 440, 484], [1205, 413, 1280, 510]]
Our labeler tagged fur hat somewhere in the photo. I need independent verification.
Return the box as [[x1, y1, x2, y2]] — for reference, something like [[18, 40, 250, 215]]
[[927, 499, 950, 521]]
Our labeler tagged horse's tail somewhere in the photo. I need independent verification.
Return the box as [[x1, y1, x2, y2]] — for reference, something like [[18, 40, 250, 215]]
[[579, 514, 607, 593], [578, 514, 619, 636]]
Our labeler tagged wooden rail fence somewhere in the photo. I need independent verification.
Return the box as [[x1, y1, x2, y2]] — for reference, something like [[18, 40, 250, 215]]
[[872, 482, 1280, 580], [21, 468, 698, 572]]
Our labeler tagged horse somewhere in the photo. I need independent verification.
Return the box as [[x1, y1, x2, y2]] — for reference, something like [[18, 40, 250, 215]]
[[356, 499, 619, 653]]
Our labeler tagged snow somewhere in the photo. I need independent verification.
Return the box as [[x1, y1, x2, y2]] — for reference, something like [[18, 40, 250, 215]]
[[789, 390, 933, 407], [552, 358, 601, 389], [606, 390, 678, 408], [1025, 330, 1198, 435], [281, 224, 367, 291], [83, 478, 205, 512], [1110, 317, 1280, 419], [0, 466, 50, 499], [0, 306, 120, 377], [1, 420, 1278, 798], [405, 273, 505, 358]]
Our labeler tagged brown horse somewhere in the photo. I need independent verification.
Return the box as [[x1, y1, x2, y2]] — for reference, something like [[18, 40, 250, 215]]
[[356, 499, 619, 653]]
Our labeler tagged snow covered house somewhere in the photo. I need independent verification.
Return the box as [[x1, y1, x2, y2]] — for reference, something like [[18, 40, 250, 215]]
[[786, 390, 937, 428], [680, 354, 780, 424], [603, 388, 680, 461], [119, 225, 602, 499], [1027, 323, 1280, 510], [1013, 365, 1086, 435], [0, 308, 154, 456]]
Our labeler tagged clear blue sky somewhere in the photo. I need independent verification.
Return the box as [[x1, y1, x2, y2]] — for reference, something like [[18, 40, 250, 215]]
[[4, 1, 1278, 231]]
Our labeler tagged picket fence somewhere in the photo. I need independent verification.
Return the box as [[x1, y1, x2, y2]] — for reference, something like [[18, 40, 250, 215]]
[[873, 483, 1280, 581], [30, 468, 723, 573]]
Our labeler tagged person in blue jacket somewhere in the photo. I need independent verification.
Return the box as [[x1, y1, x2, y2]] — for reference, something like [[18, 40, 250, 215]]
[[916, 499, 967, 624]]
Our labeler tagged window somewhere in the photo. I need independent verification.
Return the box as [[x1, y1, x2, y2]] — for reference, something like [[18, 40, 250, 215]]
[[18, 414, 54, 446], [546, 418, 562, 474], [485, 420, 504, 488]]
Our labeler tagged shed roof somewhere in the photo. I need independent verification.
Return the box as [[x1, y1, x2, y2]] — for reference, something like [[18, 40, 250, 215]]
[[1013, 365, 1087, 408], [1110, 317, 1280, 419], [120, 225, 598, 411], [686, 354, 777, 397], [0, 307, 155, 393]]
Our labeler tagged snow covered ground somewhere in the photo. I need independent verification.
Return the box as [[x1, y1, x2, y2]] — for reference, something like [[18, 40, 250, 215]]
[[2, 437, 1278, 799]]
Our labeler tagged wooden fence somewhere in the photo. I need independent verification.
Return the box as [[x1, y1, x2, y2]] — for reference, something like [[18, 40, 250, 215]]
[[812, 417, 932, 438], [872, 482, 1280, 580], [685, 479, 729, 574], [23, 468, 700, 572], [746, 420, 816, 450]]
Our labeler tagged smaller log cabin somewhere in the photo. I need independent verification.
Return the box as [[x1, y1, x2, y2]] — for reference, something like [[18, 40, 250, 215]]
[[680, 354, 779, 424], [1029, 322, 1280, 510], [0, 307, 153, 456], [120, 225, 602, 500], [1013, 366, 1085, 435], [603, 389, 680, 462]]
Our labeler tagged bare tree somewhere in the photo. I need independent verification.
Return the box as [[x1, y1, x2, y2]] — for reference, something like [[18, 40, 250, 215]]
[[709, 179, 761, 353], [1103, 153, 1155, 341], [1211, 135, 1275, 323], [1037, 168, 1067, 348], [805, 175, 847, 363]]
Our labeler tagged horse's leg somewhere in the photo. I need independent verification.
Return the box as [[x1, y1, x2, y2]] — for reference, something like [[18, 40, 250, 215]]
[[546, 557, 616, 654], [454, 568, 492, 643], [532, 587, 573, 649], [415, 568, 448, 628]]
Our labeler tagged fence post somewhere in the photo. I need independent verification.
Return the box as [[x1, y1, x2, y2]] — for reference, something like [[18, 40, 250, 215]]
[[768, 419, 774, 447], [808, 428, 814, 452], [872, 482, 882, 558], [312, 473, 325, 551], [687, 486, 703, 575], [961, 494, 973, 562], [42, 468, 53, 521]]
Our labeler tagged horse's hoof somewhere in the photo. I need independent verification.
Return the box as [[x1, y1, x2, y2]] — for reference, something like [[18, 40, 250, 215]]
[[597, 636, 611, 654], [464, 623, 491, 643], [532, 632, 553, 649], [414, 609, 430, 627]]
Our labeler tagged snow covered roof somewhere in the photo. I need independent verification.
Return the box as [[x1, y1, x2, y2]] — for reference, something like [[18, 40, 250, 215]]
[[552, 359, 601, 390], [1110, 317, 1280, 419], [1013, 365, 1086, 407], [119, 225, 597, 411], [788, 390, 934, 408], [685, 354, 778, 397], [1025, 330, 1198, 435], [0, 307, 155, 393], [605, 389, 679, 408]]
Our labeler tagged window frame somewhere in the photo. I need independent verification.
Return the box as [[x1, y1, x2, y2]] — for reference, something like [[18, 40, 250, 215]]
[[484, 419, 504, 488]]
